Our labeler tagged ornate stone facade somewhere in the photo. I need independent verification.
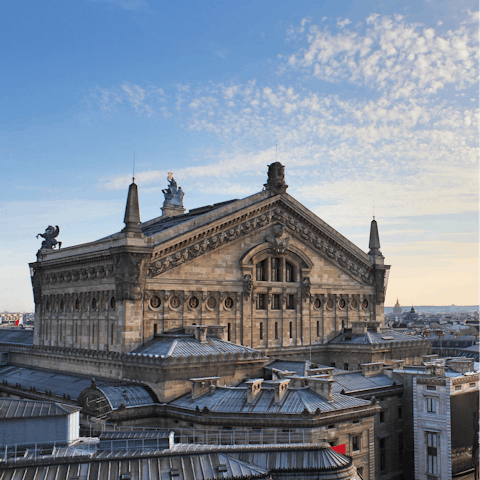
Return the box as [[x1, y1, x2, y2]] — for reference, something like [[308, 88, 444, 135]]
[[29, 164, 391, 362]]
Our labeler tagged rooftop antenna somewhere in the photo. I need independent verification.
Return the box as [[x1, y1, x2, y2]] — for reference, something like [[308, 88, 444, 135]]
[[373, 200, 375, 220], [276, 143, 278, 162], [133, 152, 136, 182]]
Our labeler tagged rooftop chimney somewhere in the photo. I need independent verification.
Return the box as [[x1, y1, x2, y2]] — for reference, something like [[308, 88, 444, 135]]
[[245, 379, 264, 404], [360, 362, 385, 377], [308, 377, 334, 402], [273, 379, 290, 403], [190, 377, 220, 400]]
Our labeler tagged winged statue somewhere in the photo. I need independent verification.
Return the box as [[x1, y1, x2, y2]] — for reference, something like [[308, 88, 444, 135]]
[[36, 225, 62, 250]]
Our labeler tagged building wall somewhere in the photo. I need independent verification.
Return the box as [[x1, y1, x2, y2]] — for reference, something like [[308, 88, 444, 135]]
[[413, 377, 452, 480], [31, 196, 384, 355], [0, 412, 78, 446]]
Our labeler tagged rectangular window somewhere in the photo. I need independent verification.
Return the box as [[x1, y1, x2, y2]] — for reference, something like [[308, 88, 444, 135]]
[[344, 363, 349, 371], [426, 432, 438, 475], [455, 385, 462, 391], [110, 323, 113, 344], [470, 383, 476, 388], [272, 294, 281, 310], [357, 467, 363, 478], [274, 322, 278, 340], [259, 323, 264, 340], [286, 262, 294, 282], [289, 321, 293, 338], [426, 397, 436, 413], [427, 385, 436, 391], [398, 406, 403, 420], [257, 294, 267, 310], [331, 362, 336, 368], [154, 324, 158, 335], [286, 294, 295, 310], [75, 323, 78, 343], [271, 258, 281, 282], [92, 325, 95, 343], [398, 433, 403, 466], [256, 260, 266, 281], [227, 323, 231, 341], [379, 411, 385, 423], [316, 321, 320, 337], [352, 435, 360, 451], [379, 438, 386, 471]]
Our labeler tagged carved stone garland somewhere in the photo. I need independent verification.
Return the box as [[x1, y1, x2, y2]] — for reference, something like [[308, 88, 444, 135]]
[[147, 205, 374, 285]]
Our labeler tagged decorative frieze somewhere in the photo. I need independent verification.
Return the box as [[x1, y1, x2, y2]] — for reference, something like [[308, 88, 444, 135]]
[[146, 202, 375, 286]]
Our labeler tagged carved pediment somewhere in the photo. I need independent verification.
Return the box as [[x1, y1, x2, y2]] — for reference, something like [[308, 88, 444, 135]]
[[147, 200, 375, 285]]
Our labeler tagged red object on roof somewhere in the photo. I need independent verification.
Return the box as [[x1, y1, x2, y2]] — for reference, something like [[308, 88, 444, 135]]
[[332, 444, 346, 455], [14, 319, 19, 326]]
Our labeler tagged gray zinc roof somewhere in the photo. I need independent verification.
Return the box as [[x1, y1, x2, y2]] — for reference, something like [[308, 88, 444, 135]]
[[141, 200, 238, 237], [170, 385, 371, 414], [332, 372, 398, 393], [0, 444, 356, 479], [0, 365, 155, 405], [132, 334, 259, 358], [0, 451, 269, 480], [97, 385, 157, 410], [328, 328, 424, 345], [0, 398, 80, 418], [0, 328, 34, 345]]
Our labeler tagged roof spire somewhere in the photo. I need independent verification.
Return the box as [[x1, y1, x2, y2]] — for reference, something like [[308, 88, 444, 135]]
[[122, 179, 142, 234], [368, 216, 382, 256]]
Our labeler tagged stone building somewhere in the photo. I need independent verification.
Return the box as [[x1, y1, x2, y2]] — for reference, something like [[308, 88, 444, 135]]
[[391, 357, 479, 480], [28, 163, 427, 370]]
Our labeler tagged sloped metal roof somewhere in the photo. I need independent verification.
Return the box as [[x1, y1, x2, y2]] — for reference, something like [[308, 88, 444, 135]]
[[0, 444, 357, 479], [97, 385, 157, 409], [133, 335, 258, 357], [141, 200, 238, 237], [100, 431, 171, 440], [0, 365, 153, 403], [0, 398, 80, 418], [328, 328, 424, 345], [0, 328, 34, 345], [332, 372, 398, 393], [0, 451, 269, 480], [170, 385, 371, 414]]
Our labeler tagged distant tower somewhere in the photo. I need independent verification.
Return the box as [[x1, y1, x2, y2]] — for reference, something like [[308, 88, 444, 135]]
[[393, 299, 403, 316]]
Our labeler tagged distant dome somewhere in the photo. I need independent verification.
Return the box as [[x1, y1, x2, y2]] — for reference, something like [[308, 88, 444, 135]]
[[393, 299, 402, 316], [405, 306, 418, 321]]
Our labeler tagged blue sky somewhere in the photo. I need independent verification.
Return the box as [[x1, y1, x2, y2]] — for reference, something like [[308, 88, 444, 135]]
[[1, 0, 478, 311]]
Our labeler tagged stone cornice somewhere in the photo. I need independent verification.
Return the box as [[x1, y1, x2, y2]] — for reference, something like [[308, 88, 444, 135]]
[[161, 402, 380, 428], [0, 342, 268, 367], [147, 198, 375, 285]]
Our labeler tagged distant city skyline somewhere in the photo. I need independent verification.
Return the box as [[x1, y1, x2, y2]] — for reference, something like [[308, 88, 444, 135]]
[[1, 0, 478, 311]]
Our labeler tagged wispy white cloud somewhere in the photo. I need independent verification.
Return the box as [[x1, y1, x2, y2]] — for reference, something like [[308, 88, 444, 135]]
[[284, 14, 478, 99], [90, 83, 167, 117], [92, 13, 478, 282]]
